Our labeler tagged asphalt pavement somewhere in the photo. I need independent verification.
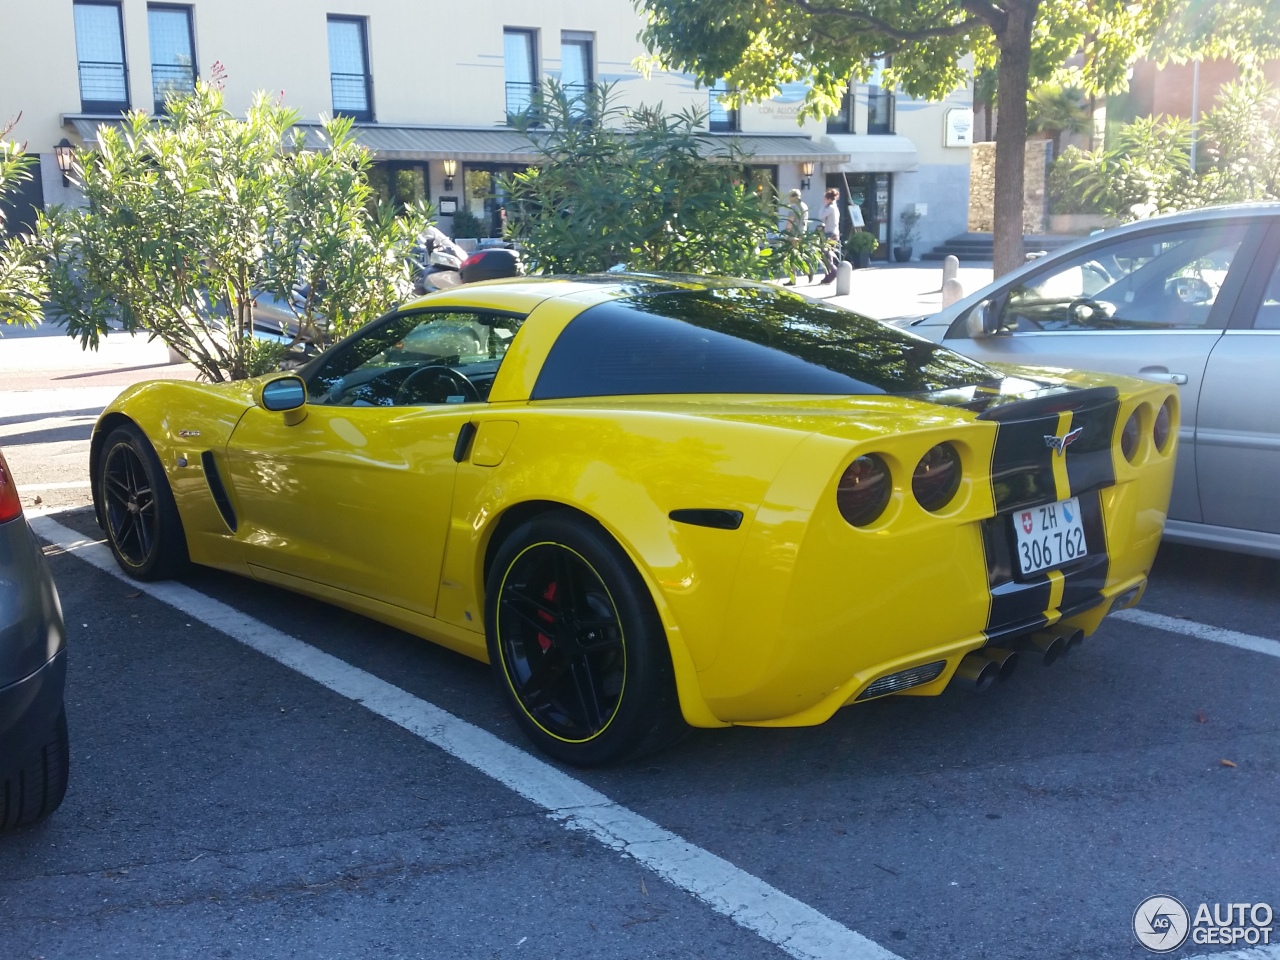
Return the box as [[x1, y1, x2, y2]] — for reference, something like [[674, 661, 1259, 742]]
[[2, 267, 1277, 960]]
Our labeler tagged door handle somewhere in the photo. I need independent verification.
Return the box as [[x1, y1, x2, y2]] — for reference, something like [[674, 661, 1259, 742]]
[[1138, 367, 1189, 385]]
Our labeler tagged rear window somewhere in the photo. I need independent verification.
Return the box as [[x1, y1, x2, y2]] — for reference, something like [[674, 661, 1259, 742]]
[[532, 286, 1000, 399]]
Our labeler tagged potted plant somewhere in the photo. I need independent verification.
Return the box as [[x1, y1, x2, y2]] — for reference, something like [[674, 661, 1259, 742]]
[[846, 231, 879, 268], [894, 208, 921, 262]]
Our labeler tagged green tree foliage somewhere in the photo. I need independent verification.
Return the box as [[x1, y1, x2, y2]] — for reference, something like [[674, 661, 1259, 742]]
[[1062, 79, 1280, 221], [1027, 85, 1091, 157], [634, 0, 1270, 276], [504, 84, 826, 280], [41, 83, 429, 381], [0, 122, 47, 329]]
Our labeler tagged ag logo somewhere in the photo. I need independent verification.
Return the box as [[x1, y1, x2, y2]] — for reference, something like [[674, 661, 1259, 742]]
[[1020, 511, 1033, 534], [1134, 895, 1190, 952]]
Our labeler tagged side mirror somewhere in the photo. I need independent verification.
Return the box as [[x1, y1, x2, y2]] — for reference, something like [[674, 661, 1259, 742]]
[[258, 375, 307, 425], [965, 299, 1002, 339]]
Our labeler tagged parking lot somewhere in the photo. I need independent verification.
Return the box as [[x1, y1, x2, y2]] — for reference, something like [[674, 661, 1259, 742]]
[[2, 293, 1278, 960]]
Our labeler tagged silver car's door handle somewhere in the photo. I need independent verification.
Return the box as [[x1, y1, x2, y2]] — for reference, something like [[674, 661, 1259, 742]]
[[1138, 367, 1189, 385]]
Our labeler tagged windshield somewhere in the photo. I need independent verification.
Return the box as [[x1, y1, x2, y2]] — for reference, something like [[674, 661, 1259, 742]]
[[533, 286, 1002, 399]]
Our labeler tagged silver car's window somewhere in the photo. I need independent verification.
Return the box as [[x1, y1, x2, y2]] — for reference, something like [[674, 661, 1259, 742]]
[[999, 224, 1249, 332], [1254, 255, 1280, 330], [308, 310, 523, 407]]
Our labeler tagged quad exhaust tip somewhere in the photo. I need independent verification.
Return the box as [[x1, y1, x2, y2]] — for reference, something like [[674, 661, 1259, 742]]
[[1028, 626, 1085, 666], [956, 647, 1018, 692]]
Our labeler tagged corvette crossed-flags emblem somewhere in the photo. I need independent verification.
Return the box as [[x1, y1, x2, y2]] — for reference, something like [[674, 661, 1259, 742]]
[[1044, 426, 1084, 456]]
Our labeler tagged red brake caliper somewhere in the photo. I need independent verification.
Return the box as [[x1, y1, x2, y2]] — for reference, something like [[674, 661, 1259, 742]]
[[536, 580, 557, 652]]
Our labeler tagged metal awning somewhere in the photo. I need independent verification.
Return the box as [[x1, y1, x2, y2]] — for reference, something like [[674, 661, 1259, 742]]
[[65, 115, 850, 165], [821, 134, 919, 173]]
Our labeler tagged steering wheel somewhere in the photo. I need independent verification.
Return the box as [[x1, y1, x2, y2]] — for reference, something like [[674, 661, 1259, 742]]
[[394, 365, 480, 405], [1066, 297, 1114, 325]]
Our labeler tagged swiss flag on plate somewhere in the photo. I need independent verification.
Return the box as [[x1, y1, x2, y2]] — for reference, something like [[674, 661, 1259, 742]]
[[1021, 511, 1033, 534]]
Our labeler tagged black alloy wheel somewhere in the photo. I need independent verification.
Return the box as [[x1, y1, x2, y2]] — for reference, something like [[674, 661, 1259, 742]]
[[102, 441, 157, 567], [496, 542, 627, 742], [485, 511, 686, 766], [98, 425, 189, 581]]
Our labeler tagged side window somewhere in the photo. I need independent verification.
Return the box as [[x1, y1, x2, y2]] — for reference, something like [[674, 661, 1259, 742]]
[[308, 310, 523, 407], [998, 223, 1250, 332], [1253, 255, 1280, 331]]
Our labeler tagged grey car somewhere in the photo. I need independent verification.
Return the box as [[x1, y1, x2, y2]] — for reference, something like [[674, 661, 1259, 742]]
[[896, 203, 1280, 559], [0, 448, 69, 829]]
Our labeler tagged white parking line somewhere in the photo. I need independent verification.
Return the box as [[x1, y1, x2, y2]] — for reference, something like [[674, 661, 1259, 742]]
[[1113, 608, 1280, 660], [1185, 946, 1280, 960], [19, 480, 94, 490], [29, 515, 900, 960]]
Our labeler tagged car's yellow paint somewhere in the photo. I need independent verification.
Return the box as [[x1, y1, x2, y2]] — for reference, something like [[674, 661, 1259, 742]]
[[92, 279, 1178, 729]]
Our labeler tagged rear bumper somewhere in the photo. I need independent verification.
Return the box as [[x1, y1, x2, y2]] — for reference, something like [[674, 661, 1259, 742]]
[[0, 648, 66, 770]]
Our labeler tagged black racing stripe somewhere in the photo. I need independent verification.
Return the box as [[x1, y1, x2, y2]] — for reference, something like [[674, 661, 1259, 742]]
[[981, 490, 1111, 641], [989, 417, 1058, 513], [1065, 397, 1119, 495], [984, 385, 1122, 514]]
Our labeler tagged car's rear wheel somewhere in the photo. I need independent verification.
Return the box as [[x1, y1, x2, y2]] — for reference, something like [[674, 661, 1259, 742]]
[[485, 512, 685, 766], [99, 424, 189, 581], [0, 708, 69, 831]]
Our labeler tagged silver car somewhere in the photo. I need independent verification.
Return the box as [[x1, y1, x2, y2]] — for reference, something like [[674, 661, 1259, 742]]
[[896, 203, 1280, 558]]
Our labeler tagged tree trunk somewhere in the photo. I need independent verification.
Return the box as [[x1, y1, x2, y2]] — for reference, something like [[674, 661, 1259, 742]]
[[992, 0, 1039, 277]]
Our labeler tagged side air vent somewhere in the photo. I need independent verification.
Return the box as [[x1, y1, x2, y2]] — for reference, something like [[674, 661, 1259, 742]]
[[669, 509, 744, 530], [201, 451, 238, 532]]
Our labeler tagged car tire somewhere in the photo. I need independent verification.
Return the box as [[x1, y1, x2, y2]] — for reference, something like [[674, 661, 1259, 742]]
[[0, 708, 69, 831], [99, 424, 189, 581], [485, 511, 686, 767]]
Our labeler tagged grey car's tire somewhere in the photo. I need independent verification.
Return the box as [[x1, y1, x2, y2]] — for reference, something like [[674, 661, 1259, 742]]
[[99, 424, 189, 581], [0, 708, 69, 831], [485, 511, 686, 767]]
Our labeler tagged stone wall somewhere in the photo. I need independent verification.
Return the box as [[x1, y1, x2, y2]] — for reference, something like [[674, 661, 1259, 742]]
[[967, 140, 1051, 234]]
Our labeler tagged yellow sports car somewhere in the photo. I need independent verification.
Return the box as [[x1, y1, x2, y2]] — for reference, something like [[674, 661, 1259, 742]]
[[90, 276, 1177, 765]]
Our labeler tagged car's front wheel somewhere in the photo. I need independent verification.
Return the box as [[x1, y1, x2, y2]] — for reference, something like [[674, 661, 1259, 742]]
[[485, 512, 685, 766], [99, 424, 189, 581]]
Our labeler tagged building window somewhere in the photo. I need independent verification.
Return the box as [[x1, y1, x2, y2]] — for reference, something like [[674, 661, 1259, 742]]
[[327, 15, 373, 121], [368, 162, 429, 216], [866, 59, 894, 134], [708, 79, 739, 132], [826, 83, 854, 134], [505, 28, 538, 124], [560, 32, 593, 106], [148, 5, 196, 113], [73, 1, 129, 113]]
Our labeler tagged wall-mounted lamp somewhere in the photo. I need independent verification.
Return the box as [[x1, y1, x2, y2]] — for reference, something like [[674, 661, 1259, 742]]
[[54, 138, 76, 186], [800, 161, 814, 191], [442, 158, 457, 191]]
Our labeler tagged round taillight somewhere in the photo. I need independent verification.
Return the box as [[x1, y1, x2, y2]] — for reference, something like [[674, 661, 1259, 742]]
[[913, 443, 961, 512], [1121, 409, 1142, 463], [837, 454, 892, 527], [1153, 398, 1173, 453]]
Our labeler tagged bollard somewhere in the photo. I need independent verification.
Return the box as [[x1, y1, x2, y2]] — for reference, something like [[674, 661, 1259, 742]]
[[942, 277, 964, 307], [942, 254, 959, 286], [835, 259, 853, 295]]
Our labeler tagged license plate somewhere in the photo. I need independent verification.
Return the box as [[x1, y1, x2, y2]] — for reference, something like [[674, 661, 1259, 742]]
[[1012, 497, 1087, 576]]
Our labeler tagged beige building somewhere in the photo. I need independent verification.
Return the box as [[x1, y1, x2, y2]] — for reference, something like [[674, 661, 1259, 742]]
[[0, 0, 972, 256]]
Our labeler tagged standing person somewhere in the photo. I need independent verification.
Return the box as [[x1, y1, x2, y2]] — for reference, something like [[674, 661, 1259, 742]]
[[781, 188, 811, 285], [819, 188, 842, 284]]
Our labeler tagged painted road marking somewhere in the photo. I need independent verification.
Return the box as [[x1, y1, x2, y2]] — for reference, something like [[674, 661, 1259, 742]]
[[30, 515, 900, 960], [1185, 946, 1280, 960], [19, 480, 94, 490], [1113, 608, 1280, 661]]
